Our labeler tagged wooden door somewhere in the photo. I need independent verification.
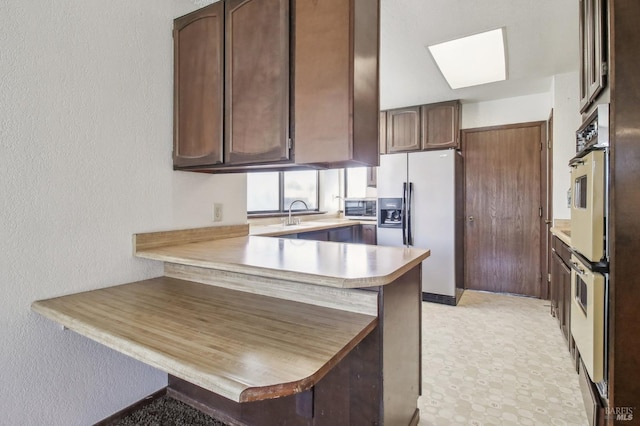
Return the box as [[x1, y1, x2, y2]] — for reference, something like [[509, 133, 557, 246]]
[[173, 3, 224, 168], [463, 122, 545, 297], [225, 0, 290, 165], [386, 107, 421, 153], [421, 100, 460, 150]]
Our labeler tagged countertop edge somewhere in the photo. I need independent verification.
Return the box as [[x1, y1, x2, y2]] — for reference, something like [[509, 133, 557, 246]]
[[249, 219, 371, 237], [136, 246, 431, 289], [550, 227, 572, 247]]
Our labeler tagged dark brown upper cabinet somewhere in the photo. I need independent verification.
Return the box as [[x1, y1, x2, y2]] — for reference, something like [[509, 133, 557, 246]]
[[173, 3, 224, 168], [293, 0, 380, 168], [421, 100, 460, 150], [386, 107, 421, 153], [173, 0, 380, 173], [379, 111, 387, 155], [579, 0, 607, 113], [225, 0, 290, 166]]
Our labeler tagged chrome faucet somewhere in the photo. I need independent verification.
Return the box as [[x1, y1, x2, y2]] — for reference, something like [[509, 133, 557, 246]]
[[284, 199, 309, 226]]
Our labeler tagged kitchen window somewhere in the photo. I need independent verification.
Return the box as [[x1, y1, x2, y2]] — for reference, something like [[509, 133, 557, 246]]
[[247, 170, 319, 215]]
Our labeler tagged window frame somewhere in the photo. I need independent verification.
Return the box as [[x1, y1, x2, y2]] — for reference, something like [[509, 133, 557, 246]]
[[247, 170, 321, 216]]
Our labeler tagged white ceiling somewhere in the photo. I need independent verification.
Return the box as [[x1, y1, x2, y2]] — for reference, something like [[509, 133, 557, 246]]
[[380, 0, 579, 109]]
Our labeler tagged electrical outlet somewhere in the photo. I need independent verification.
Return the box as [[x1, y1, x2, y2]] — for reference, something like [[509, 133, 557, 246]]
[[213, 203, 223, 222]]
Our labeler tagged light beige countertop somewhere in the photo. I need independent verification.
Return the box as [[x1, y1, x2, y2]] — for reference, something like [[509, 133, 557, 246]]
[[551, 227, 572, 247], [32, 277, 377, 403], [135, 235, 430, 289], [249, 218, 372, 237]]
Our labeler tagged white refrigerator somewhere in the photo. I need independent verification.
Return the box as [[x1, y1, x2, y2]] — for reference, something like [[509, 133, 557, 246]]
[[377, 149, 464, 305]]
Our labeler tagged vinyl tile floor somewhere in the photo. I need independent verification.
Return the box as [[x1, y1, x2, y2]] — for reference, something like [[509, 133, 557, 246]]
[[114, 290, 588, 426], [418, 290, 588, 426]]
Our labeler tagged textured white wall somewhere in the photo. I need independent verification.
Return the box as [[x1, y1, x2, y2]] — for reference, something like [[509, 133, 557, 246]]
[[461, 92, 553, 130], [551, 72, 582, 219], [0, 1, 246, 425]]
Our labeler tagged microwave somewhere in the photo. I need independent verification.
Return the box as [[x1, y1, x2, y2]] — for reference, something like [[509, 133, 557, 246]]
[[344, 198, 377, 220]]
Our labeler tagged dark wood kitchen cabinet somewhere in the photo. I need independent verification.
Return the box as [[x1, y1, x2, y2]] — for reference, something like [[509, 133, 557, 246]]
[[224, 0, 290, 165], [379, 111, 387, 155], [359, 224, 377, 245], [384, 100, 461, 153], [173, 3, 224, 168], [421, 100, 461, 150], [578, 0, 607, 113], [174, 0, 380, 172], [174, 0, 290, 169], [386, 107, 421, 153], [294, 0, 380, 168], [550, 235, 572, 346]]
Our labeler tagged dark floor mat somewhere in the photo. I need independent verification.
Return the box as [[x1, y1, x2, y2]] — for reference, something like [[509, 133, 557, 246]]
[[111, 395, 228, 426]]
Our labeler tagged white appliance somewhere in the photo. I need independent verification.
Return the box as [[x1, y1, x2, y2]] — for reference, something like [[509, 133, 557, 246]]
[[569, 103, 610, 398], [377, 149, 463, 305]]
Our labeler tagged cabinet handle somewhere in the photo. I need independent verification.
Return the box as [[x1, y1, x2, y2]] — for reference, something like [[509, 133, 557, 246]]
[[570, 261, 585, 275], [468, 216, 474, 222]]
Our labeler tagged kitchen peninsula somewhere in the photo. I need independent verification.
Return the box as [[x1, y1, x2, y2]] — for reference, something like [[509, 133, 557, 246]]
[[32, 224, 429, 425]]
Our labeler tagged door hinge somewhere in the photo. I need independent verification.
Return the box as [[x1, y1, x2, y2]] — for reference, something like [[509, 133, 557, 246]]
[[540, 141, 543, 151], [547, 273, 551, 283], [547, 139, 552, 149], [602, 62, 608, 76], [539, 207, 543, 217], [288, 138, 293, 150]]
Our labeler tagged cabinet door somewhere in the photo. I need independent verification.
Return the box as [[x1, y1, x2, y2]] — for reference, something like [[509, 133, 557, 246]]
[[173, 3, 224, 168], [360, 224, 377, 245], [379, 111, 387, 155], [550, 251, 560, 317], [297, 230, 329, 241], [294, 0, 379, 167], [329, 226, 354, 243], [579, 0, 607, 113], [386, 107, 421, 153], [421, 101, 460, 150], [225, 0, 290, 165], [552, 251, 571, 343]]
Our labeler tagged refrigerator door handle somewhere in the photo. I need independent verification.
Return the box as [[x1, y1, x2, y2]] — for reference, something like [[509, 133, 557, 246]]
[[402, 182, 407, 245], [407, 182, 414, 246]]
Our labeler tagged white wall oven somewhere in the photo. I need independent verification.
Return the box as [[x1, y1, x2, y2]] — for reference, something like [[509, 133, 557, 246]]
[[570, 149, 606, 263], [569, 103, 609, 399], [570, 253, 605, 383]]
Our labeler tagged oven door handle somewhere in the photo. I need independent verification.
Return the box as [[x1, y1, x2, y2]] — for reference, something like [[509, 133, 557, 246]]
[[570, 261, 586, 275]]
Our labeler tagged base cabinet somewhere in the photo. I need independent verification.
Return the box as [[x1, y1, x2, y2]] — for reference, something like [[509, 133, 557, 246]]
[[550, 236, 572, 345], [283, 226, 356, 243], [359, 224, 377, 245]]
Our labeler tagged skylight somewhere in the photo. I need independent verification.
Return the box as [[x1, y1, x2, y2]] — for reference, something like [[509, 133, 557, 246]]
[[427, 28, 507, 90]]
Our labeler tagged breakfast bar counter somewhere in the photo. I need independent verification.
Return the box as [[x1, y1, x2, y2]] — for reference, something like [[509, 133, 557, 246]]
[[135, 234, 429, 289], [32, 225, 429, 425]]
